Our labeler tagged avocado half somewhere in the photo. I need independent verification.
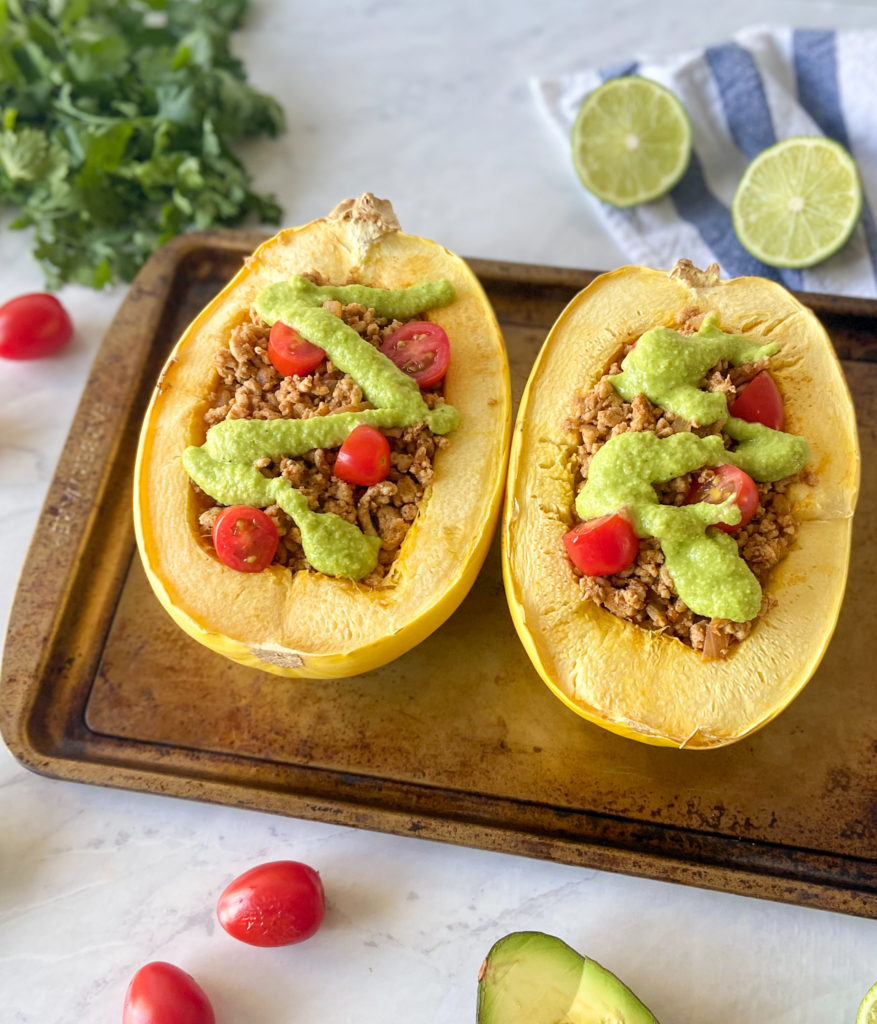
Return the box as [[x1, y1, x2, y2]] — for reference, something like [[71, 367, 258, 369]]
[[477, 932, 659, 1024]]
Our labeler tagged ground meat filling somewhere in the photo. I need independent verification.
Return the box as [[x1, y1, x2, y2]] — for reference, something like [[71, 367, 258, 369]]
[[195, 283, 447, 584], [565, 313, 805, 659]]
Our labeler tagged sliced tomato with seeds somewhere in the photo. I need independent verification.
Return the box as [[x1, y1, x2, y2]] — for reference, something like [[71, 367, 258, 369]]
[[212, 505, 278, 572], [268, 320, 326, 376], [563, 511, 639, 576], [685, 464, 758, 533], [380, 320, 450, 388], [333, 424, 391, 486], [729, 370, 785, 431]]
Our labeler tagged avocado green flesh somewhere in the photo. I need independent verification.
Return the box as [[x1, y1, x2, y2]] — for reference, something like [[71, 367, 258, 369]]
[[477, 932, 659, 1024], [183, 275, 457, 580], [576, 313, 810, 621]]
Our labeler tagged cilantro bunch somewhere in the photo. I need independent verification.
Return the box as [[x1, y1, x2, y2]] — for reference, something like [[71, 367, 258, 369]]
[[0, 0, 284, 288]]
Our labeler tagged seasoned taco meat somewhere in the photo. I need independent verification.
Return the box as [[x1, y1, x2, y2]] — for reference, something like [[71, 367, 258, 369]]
[[196, 291, 447, 584], [565, 325, 808, 659]]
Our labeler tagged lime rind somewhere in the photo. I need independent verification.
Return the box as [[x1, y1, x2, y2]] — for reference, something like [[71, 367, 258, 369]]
[[571, 76, 692, 208], [857, 980, 877, 1024], [731, 135, 863, 269]]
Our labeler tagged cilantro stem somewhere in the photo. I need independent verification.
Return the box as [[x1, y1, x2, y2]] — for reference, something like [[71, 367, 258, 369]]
[[52, 97, 151, 128]]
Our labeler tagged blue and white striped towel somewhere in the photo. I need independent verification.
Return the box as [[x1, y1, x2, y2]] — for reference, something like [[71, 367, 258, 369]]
[[532, 25, 877, 298]]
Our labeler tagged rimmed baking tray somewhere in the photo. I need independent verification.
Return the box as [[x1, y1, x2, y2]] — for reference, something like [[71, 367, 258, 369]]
[[2, 231, 875, 917]]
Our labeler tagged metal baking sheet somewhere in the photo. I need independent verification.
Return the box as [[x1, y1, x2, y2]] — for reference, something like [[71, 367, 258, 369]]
[[2, 231, 875, 917]]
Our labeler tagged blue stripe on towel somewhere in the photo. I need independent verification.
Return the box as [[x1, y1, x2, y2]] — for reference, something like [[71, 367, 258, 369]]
[[597, 56, 806, 288], [793, 30, 848, 144], [793, 29, 877, 288], [705, 43, 803, 289], [705, 43, 777, 158], [597, 59, 775, 280], [600, 59, 639, 82], [670, 152, 784, 283]]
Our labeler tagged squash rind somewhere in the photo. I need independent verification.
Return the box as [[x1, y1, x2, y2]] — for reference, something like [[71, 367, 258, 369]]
[[134, 196, 512, 678], [501, 263, 860, 748]]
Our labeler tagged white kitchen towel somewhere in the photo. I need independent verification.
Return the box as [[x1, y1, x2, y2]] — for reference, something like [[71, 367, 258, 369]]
[[532, 25, 877, 298]]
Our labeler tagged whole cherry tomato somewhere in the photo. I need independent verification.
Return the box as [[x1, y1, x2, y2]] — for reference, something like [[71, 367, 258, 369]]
[[333, 423, 392, 486], [268, 320, 326, 376], [0, 292, 73, 360], [729, 370, 785, 431], [122, 962, 215, 1024], [686, 464, 759, 533], [212, 505, 278, 572], [380, 320, 450, 388], [217, 860, 326, 947], [563, 511, 639, 576]]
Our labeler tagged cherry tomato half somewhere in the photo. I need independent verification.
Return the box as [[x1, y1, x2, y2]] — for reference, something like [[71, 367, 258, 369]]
[[729, 370, 785, 431], [333, 423, 391, 486], [0, 292, 73, 360], [380, 320, 450, 388], [212, 505, 278, 572], [268, 320, 326, 376], [123, 962, 215, 1024], [217, 860, 326, 948], [563, 511, 639, 576], [685, 464, 759, 533]]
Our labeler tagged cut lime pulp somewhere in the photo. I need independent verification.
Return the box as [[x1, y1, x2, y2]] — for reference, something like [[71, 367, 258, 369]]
[[857, 981, 877, 1024], [570, 76, 692, 207], [731, 135, 862, 269]]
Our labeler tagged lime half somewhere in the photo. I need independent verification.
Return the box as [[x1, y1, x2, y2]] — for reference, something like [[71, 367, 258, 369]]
[[731, 135, 862, 268], [571, 76, 692, 207], [857, 981, 877, 1024]]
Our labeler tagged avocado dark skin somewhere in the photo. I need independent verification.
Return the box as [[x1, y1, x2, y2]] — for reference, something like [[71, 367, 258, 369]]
[[477, 931, 660, 1024]]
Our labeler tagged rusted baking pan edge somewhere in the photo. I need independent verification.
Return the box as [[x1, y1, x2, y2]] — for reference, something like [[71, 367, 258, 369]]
[[2, 231, 875, 921], [6, 724, 877, 919]]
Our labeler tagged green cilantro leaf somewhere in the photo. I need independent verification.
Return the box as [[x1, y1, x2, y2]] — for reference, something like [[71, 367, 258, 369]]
[[0, 124, 68, 180], [0, 0, 285, 288]]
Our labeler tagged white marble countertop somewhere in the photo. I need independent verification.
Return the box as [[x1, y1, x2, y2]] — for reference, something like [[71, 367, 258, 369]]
[[2, 2, 876, 1022]]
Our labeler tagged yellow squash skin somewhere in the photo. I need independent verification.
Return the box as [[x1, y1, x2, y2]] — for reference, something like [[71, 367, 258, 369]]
[[502, 261, 860, 749], [134, 194, 511, 678]]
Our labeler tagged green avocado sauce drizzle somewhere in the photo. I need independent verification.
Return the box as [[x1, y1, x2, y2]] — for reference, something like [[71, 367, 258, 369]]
[[183, 275, 459, 580], [575, 313, 810, 622]]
